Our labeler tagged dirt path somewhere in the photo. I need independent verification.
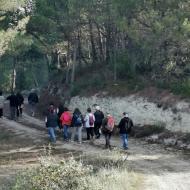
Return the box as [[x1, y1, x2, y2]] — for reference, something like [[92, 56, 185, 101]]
[[0, 113, 190, 190]]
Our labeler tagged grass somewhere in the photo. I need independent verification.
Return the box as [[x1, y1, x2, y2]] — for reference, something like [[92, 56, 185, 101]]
[[9, 148, 143, 190]]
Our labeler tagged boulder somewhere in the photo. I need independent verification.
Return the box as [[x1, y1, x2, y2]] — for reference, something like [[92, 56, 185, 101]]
[[163, 138, 177, 146]]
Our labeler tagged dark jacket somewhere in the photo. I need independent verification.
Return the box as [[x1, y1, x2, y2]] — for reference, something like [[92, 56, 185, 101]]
[[28, 92, 39, 104], [7, 94, 18, 107], [46, 112, 58, 128], [94, 110, 104, 125], [16, 93, 24, 106], [118, 117, 133, 134]]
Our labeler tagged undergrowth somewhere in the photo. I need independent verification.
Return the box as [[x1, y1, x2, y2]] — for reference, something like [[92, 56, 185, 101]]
[[10, 147, 143, 190]]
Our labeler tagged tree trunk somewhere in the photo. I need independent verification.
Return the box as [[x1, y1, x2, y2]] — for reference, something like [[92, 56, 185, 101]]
[[71, 45, 77, 85], [11, 57, 17, 92], [89, 19, 97, 65]]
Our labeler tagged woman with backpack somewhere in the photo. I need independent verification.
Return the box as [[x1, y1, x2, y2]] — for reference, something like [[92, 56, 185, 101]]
[[70, 108, 84, 143], [45, 104, 58, 143], [60, 107, 72, 141], [118, 112, 134, 150], [84, 108, 95, 140], [101, 113, 115, 149]]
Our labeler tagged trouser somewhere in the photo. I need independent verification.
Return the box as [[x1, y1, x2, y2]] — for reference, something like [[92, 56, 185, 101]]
[[48, 127, 56, 143], [63, 125, 69, 140], [86, 127, 94, 140], [17, 106, 23, 117], [0, 108, 3, 117], [70, 126, 83, 143], [120, 133, 128, 149], [29, 103, 36, 116], [10, 106, 16, 120], [94, 123, 102, 138], [104, 132, 112, 148]]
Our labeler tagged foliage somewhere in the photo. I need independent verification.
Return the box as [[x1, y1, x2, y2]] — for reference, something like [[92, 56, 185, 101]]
[[1, 0, 190, 97], [12, 156, 93, 190], [11, 148, 142, 190]]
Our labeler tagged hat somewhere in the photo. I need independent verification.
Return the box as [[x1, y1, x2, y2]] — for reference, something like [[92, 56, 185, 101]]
[[96, 106, 100, 110]]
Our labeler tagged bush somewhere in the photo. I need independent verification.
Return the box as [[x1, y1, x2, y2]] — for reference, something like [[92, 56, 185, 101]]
[[12, 157, 93, 190], [133, 123, 166, 138], [10, 149, 143, 190], [170, 79, 190, 97]]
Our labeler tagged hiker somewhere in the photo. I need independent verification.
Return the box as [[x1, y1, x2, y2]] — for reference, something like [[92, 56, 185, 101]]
[[101, 113, 115, 149], [16, 92, 24, 117], [6, 92, 18, 120], [60, 107, 72, 141], [28, 89, 39, 117], [57, 104, 65, 130], [94, 105, 104, 139], [45, 103, 58, 143], [0, 91, 5, 118], [84, 108, 95, 140], [118, 112, 134, 150], [70, 108, 84, 143]]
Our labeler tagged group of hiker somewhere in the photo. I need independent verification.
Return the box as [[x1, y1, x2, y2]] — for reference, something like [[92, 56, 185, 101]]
[[46, 103, 134, 150], [0, 88, 134, 150], [0, 89, 39, 120]]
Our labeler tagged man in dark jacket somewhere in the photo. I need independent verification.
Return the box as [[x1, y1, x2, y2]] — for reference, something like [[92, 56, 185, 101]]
[[94, 106, 104, 139], [28, 89, 39, 117], [7, 92, 18, 120], [118, 112, 134, 150]]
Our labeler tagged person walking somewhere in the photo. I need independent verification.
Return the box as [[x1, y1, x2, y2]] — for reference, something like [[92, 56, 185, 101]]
[[70, 108, 84, 143], [118, 112, 134, 150], [45, 104, 58, 143], [101, 113, 115, 149], [6, 92, 18, 120], [57, 104, 65, 130], [94, 106, 104, 139], [60, 107, 72, 141], [84, 108, 95, 141], [0, 91, 5, 118], [16, 92, 24, 117], [28, 89, 39, 117]]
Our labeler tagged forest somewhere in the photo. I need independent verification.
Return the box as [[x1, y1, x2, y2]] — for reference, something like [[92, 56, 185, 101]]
[[1, 0, 190, 96]]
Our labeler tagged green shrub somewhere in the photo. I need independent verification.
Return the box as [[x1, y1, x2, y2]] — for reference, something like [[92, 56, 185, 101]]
[[171, 79, 190, 97]]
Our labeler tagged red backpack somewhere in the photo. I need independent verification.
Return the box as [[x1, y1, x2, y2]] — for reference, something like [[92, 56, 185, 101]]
[[63, 112, 72, 123], [106, 116, 115, 132]]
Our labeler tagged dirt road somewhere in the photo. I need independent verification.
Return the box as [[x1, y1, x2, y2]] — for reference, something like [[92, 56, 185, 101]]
[[0, 113, 190, 190]]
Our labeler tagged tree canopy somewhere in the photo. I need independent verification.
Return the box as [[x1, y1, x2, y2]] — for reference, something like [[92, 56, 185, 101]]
[[0, 0, 190, 95]]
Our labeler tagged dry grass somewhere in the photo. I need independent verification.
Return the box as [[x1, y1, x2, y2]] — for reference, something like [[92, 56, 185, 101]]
[[9, 148, 143, 190]]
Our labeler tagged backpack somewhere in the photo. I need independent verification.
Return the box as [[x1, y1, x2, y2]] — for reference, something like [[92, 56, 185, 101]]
[[89, 114, 94, 126], [125, 119, 133, 133], [106, 116, 115, 132], [75, 114, 82, 126]]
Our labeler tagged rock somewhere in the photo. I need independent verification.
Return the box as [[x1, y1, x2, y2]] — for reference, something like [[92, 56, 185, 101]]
[[186, 144, 190, 150], [179, 144, 187, 149], [176, 140, 183, 147], [146, 135, 159, 143], [163, 138, 177, 146]]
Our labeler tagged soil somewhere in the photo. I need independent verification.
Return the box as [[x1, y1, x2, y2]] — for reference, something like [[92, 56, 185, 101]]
[[0, 109, 190, 189]]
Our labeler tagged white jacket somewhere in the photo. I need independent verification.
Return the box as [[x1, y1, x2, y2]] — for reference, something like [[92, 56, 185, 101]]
[[84, 113, 95, 128], [0, 95, 5, 109]]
